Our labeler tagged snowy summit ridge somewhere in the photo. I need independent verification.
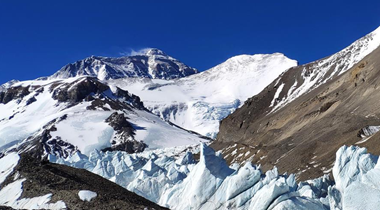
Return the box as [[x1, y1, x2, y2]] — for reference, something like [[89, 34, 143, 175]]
[[50, 48, 198, 80], [109, 52, 297, 138]]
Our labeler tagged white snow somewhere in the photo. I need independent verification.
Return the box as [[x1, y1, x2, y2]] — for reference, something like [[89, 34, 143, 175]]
[[49, 48, 198, 81], [51, 111, 114, 155], [0, 78, 207, 156], [108, 53, 297, 137], [270, 83, 285, 107], [78, 190, 97, 202], [0, 152, 19, 184]]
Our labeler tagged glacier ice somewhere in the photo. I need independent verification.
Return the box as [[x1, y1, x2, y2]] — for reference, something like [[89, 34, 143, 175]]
[[3, 142, 379, 209], [49, 144, 333, 210]]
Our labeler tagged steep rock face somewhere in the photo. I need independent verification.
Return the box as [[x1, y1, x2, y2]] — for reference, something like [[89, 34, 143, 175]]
[[102, 112, 147, 153], [0, 86, 31, 104], [0, 152, 167, 210], [49, 48, 198, 80], [216, 26, 380, 180]]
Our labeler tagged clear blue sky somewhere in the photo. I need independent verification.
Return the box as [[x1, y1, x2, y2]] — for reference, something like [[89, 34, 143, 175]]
[[1, 0, 380, 84]]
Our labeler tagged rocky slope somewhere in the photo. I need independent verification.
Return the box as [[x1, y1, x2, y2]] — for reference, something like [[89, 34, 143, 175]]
[[0, 152, 167, 210], [216, 26, 380, 180], [49, 48, 198, 80]]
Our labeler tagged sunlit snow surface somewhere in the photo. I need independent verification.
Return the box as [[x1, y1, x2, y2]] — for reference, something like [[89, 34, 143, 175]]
[[0, 78, 207, 155], [47, 143, 380, 210], [107, 53, 297, 138]]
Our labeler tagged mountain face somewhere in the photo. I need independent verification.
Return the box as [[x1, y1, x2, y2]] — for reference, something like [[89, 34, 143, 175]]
[[107, 53, 297, 138], [49, 48, 198, 80], [215, 26, 380, 180], [0, 76, 208, 159]]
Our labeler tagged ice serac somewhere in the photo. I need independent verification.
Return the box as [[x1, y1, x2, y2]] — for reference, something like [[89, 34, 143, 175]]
[[51, 143, 332, 210], [216, 25, 380, 180], [21, 140, 380, 210], [49, 48, 198, 80], [109, 53, 297, 138], [161, 143, 234, 209], [329, 145, 380, 210]]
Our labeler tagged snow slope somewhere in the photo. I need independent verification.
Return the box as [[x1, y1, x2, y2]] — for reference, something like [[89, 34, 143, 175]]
[[108, 53, 297, 138], [0, 77, 208, 157]]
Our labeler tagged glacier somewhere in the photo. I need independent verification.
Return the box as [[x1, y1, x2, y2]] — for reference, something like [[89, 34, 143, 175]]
[[42, 143, 380, 210]]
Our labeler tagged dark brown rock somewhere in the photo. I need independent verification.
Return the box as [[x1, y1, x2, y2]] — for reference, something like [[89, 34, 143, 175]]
[[1, 154, 167, 210]]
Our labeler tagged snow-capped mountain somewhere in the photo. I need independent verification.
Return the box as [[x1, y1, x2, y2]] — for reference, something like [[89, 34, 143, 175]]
[[0, 76, 208, 158], [107, 53, 297, 138], [49, 48, 198, 80], [216, 25, 380, 180], [2, 22, 380, 210], [35, 49, 298, 138]]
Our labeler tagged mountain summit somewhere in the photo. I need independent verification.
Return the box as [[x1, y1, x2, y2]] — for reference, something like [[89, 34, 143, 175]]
[[49, 48, 198, 80]]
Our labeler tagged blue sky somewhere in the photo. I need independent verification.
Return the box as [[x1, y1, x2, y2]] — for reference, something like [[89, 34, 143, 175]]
[[1, 0, 380, 84]]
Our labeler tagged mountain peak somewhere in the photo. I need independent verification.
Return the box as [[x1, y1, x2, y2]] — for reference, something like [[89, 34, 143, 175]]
[[49, 49, 198, 80], [144, 48, 167, 57]]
